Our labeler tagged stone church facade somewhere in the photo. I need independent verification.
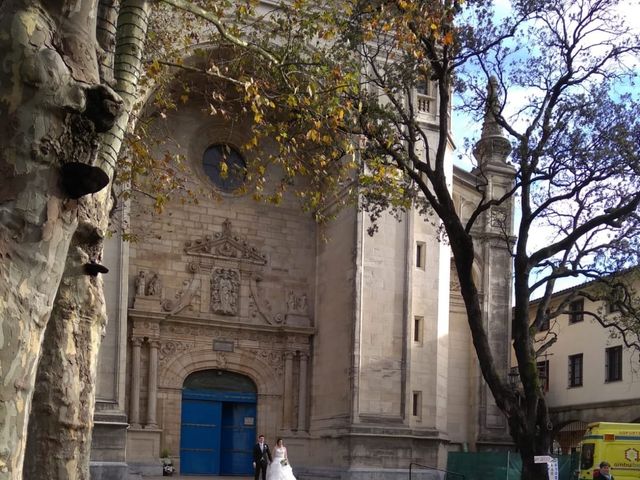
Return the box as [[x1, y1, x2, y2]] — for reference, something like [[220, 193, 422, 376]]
[[90, 61, 515, 479]]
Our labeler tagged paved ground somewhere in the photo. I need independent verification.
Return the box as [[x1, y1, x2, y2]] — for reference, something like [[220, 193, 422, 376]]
[[143, 476, 253, 480]]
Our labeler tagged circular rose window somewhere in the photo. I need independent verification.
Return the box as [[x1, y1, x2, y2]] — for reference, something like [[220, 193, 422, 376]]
[[202, 144, 246, 193]]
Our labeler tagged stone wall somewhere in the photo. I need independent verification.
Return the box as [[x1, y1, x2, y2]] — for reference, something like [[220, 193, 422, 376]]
[[124, 99, 319, 470]]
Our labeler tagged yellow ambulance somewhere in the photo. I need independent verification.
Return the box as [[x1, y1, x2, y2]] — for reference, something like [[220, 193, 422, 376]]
[[578, 422, 640, 479]]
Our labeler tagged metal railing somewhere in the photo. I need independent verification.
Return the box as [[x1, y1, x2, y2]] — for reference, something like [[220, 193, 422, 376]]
[[409, 462, 466, 480]]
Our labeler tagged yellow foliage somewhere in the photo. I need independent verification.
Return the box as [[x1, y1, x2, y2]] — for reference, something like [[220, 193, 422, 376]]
[[306, 129, 320, 142]]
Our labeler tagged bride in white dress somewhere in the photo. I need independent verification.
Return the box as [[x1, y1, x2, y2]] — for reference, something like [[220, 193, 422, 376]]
[[267, 438, 296, 480]]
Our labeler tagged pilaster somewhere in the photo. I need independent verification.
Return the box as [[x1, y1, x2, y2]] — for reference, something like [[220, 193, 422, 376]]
[[297, 352, 309, 431], [283, 352, 295, 430], [129, 337, 143, 428], [146, 339, 160, 428]]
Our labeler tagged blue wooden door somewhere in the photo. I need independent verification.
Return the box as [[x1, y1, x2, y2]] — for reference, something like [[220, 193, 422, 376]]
[[220, 402, 257, 475], [180, 398, 222, 474], [181, 388, 256, 475]]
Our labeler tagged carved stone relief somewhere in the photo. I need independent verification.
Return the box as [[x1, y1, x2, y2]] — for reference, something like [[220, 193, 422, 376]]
[[162, 277, 200, 314], [135, 271, 147, 297], [133, 270, 165, 310], [135, 270, 162, 297], [158, 335, 286, 377], [162, 323, 268, 342], [158, 340, 229, 370], [257, 349, 284, 376], [184, 218, 267, 267], [211, 268, 240, 315], [165, 324, 218, 337], [132, 320, 161, 338], [286, 291, 308, 315], [285, 289, 311, 327], [158, 340, 194, 367], [249, 274, 284, 325]]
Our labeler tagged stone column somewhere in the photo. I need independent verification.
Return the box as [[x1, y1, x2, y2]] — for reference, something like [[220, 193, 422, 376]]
[[146, 339, 160, 428], [129, 337, 142, 428], [297, 353, 309, 431], [283, 352, 294, 430]]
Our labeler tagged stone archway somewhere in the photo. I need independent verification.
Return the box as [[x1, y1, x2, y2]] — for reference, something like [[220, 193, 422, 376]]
[[159, 346, 281, 394], [180, 369, 258, 475], [157, 345, 283, 473]]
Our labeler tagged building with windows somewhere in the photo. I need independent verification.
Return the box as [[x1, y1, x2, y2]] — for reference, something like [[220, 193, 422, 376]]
[[523, 271, 640, 453], [88, 44, 517, 480]]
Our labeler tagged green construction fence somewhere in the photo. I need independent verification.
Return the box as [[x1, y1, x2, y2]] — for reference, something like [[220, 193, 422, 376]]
[[447, 451, 580, 480]]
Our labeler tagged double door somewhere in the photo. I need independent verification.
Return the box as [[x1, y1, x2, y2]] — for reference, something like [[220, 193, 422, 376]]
[[180, 389, 256, 475]]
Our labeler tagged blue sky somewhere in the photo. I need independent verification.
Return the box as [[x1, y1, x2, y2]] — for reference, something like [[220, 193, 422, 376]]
[[447, 0, 640, 299]]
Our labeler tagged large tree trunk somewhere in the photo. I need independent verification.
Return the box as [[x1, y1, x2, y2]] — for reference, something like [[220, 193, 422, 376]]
[[0, 1, 118, 477], [446, 213, 552, 480], [24, 2, 151, 477], [23, 214, 108, 480], [507, 400, 553, 480]]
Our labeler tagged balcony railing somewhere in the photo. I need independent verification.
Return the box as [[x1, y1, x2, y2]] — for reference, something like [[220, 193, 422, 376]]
[[417, 93, 435, 114]]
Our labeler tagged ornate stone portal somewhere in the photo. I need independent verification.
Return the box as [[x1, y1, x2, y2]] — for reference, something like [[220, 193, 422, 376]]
[[126, 218, 315, 475]]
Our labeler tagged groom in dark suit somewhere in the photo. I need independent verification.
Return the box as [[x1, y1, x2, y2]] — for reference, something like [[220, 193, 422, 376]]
[[252, 434, 272, 480]]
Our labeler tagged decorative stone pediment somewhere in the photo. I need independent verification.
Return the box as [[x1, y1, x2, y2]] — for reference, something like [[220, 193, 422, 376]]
[[184, 219, 267, 265]]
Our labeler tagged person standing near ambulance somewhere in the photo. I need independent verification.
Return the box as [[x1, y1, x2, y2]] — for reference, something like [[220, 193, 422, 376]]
[[595, 461, 614, 480]]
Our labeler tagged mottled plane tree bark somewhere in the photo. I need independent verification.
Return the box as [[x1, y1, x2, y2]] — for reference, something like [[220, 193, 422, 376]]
[[24, 2, 151, 479], [0, 1, 119, 477]]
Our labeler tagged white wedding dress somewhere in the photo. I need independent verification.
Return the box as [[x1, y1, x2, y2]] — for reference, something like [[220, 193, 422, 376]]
[[266, 447, 296, 480]]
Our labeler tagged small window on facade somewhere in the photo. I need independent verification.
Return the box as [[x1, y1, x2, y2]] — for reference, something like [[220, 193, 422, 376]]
[[607, 285, 625, 313], [568, 353, 583, 388], [607, 298, 621, 314], [412, 391, 422, 417], [537, 360, 550, 392], [414, 316, 424, 344], [416, 242, 426, 269], [605, 346, 622, 382], [202, 144, 246, 193], [568, 299, 584, 324]]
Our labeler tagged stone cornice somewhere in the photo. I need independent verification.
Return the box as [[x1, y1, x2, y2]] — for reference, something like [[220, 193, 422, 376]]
[[128, 310, 167, 323], [128, 309, 316, 336], [550, 397, 640, 413]]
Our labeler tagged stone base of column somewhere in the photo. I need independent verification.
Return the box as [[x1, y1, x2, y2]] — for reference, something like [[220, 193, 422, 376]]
[[91, 411, 129, 480], [127, 428, 162, 472]]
